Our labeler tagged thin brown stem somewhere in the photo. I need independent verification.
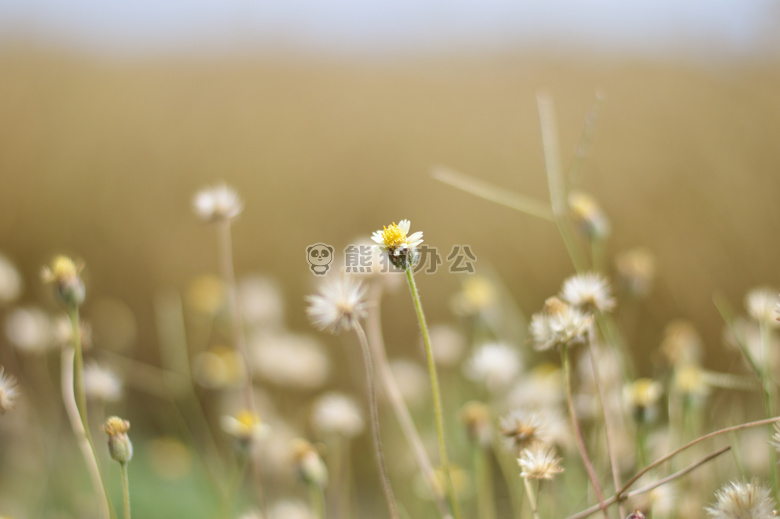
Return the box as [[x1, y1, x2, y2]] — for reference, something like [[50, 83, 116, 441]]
[[567, 446, 731, 519], [562, 344, 608, 518], [354, 323, 399, 519], [587, 328, 625, 517], [617, 416, 780, 498]]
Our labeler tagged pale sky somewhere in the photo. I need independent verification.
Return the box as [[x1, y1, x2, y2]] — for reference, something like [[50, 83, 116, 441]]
[[0, 0, 777, 58]]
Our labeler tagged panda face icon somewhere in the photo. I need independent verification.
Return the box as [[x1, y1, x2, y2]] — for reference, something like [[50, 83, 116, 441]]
[[306, 243, 334, 275]]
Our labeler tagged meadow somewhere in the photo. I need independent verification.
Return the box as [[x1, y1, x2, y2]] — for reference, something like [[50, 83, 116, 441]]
[[0, 46, 779, 518]]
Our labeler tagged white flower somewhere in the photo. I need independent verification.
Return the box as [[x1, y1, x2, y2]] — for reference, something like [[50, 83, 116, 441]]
[[305, 276, 368, 334], [389, 359, 429, 407], [239, 275, 284, 330], [0, 254, 22, 304], [560, 273, 615, 313], [4, 307, 53, 353], [192, 183, 243, 222], [518, 445, 564, 480], [84, 361, 123, 402], [0, 366, 19, 413], [428, 324, 466, 368], [250, 332, 329, 389], [463, 342, 522, 392], [371, 219, 424, 270], [311, 392, 364, 439], [745, 287, 780, 328], [706, 480, 775, 519], [530, 297, 592, 351], [220, 410, 270, 443]]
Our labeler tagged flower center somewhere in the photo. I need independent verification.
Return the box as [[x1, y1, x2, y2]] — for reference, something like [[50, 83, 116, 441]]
[[237, 410, 259, 429], [381, 223, 407, 249]]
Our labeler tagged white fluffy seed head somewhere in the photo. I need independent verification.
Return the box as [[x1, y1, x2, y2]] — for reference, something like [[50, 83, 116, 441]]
[[706, 479, 775, 519], [305, 276, 368, 335], [560, 272, 615, 313]]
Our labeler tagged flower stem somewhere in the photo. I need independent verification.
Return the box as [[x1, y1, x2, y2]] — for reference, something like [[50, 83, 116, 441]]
[[586, 333, 625, 518], [567, 446, 731, 519], [405, 268, 463, 519], [354, 323, 399, 519], [366, 283, 452, 519], [473, 444, 496, 519], [67, 307, 88, 432], [216, 220, 255, 414], [309, 482, 327, 519], [120, 462, 131, 519], [61, 348, 116, 519], [522, 478, 540, 519], [561, 343, 608, 518]]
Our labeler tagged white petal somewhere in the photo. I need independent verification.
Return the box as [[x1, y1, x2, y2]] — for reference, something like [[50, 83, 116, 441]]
[[398, 220, 411, 234]]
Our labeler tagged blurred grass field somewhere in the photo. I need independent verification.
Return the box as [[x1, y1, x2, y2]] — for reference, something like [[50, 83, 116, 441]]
[[2, 48, 779, 369]]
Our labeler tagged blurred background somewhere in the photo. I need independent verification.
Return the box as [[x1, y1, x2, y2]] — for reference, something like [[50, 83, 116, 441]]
[[1, 1, 780, 517]]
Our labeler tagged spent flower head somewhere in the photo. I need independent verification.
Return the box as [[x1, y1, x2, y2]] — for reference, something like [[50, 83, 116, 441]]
[[706, 479, 775, 519], [192, 183, 243, 223], [518, 444, 564, 480], [0, 366, 19, 413], [371, 219, 423, 270], [499, 409, 551, 452], [306, 276, 368, 334], [615, 248, 656, 298], [41, 255, 85, 307], [561, 272, 615, 313], [530, 297, 592, 351]]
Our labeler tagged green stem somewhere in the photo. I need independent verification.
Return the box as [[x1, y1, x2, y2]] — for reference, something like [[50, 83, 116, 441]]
[[68, 307, 88, 433], [522, 478, 539, 519], [121, 462, 131, 519], [405, 268, 463, 519], [473, 445, 496, 519], [309, 483, 327, 519], [760, 322, 778, 500]]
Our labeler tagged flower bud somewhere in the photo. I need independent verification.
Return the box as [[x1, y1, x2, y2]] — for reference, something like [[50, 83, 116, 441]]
[[292, 439, 328, 488], [41, 256, 85, 308], [103, 416, 133, 464]]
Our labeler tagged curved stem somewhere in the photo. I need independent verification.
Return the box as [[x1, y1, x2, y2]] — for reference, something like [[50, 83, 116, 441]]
[[366, 282, 452, 519], [567, 446, 730, 519], [405, 269, 463, 519], [561, 344, 608, 518], [617, 416, 780, 497], [355, 324, 399, 519]]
